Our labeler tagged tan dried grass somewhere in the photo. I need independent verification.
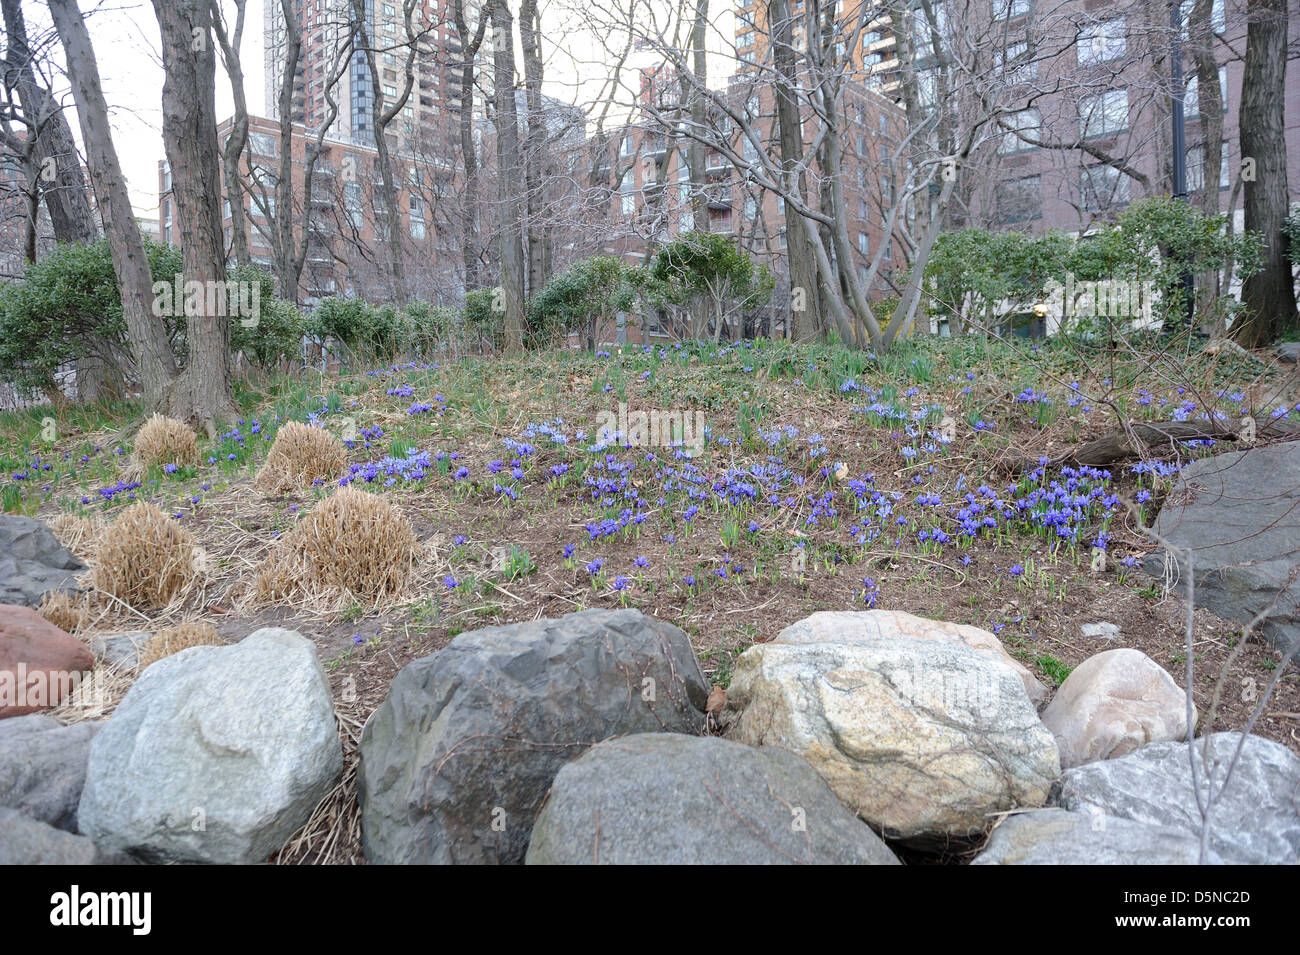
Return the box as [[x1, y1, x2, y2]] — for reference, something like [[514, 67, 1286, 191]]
[[37, 590, 89, 635], [47, 513, 104, 560], [93, 501, 197, 610], [253, 486, 417, 608], [255, 421, 348, 494], [132, 414, 199, 471], [138, 620, 224, 669]]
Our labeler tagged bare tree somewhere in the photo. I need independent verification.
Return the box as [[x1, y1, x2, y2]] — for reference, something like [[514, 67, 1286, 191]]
[[490, 0, 527, 352], [453, 0, 490, 291], [48, 0, 178, 412], [1235, 0, 1297, 345], [151, 0, 238, 431], [211, 0, 251, 267]]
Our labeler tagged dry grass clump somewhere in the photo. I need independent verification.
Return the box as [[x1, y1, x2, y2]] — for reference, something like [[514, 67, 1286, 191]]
[[94, 501, 197, 610], [47, 513, 103, 559], [255, 421, 348, 494], [37, 590, 89, 634], [254, 486, 417, 607], [132, 414, 199, 471], [138, 620, 224, 670]]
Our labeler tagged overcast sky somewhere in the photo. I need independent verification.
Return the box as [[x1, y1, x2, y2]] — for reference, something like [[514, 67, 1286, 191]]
[[27, 0, 734, 217]]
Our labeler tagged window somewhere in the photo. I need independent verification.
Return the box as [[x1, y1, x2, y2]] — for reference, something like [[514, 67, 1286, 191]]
[[1187, 143, 1231, 191], [383, 84, 397, 98], [1184, 66, 1228, 117], [1079, 89, 1128, 138], [248, 132, 278, 157], [620, 176, 636, 215], [738, 31, 753, 48], [999, 108, 1040, 154], [918, 71, 938, 109], [995, 174, 1041, 223], [997, 41, 1037, 81], [744, 196, 757, 219], [620, 134, 635, 157], [857, 231, 870, 255], [993, 0, 1030, 20], [858, 198, 869, 220], [345, 182, 363, 229], [856, 133, 866, 155], [1078, 18, 1126, 66], [409, 195, 426, 239], [1179, 0, 1225, 38], [1081, 164, 1130, 212]]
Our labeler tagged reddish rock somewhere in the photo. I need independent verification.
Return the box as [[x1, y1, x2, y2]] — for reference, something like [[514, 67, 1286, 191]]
[[0, 604, 94, 718]]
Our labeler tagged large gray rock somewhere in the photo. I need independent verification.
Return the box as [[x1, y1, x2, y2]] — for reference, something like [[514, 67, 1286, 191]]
[[1056, 732, 1300, 864], [773, 609, 1047, 705], [972, 808, 1222, 865], [358, 609, 709, 864], [0, 714, 100, 831], [1041, 648, 1193, 768], [0, 807, 101, 864], [90, 632, 150, 669], [0, 515, 84, 608], [526, 733, 900, 865], [1277, 341, 1300, 364], [1142, 442, 1300, 654], [723, 637, 1060, 844], [78, 627, 342, 864]]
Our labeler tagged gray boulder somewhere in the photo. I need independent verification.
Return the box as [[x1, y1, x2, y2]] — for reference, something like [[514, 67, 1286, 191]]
[[90, 632, 150, 669], [0, 515, 84, 608], [972, 809, 1222, 865], [1056, 732, 1300, 864], [78, 627, 342, 864], [0, 714, 100, 831], [0, 807, 101, 864], [358, 609, 709, 864], [1277, 341, 1300, 364], [1142, 442, 1300, 654], [526, 733, 899, 865]]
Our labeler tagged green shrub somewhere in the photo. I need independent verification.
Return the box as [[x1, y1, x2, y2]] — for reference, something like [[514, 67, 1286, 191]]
[[0, 236, 181, 399], [528, 256, 639, 350], [463, 288, 504, 353]]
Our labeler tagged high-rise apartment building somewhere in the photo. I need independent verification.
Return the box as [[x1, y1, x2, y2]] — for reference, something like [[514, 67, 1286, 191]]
[[264, 0, 465, 146]]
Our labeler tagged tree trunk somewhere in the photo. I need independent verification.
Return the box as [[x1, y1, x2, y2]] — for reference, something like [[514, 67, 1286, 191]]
[[48, 0, 177, 410], [151, 0, 238, 432], [273, 0, 302, 302], [453, 0, 488, 292], [212, 0, 251, 267], [519, 0, 550, 296], [1236, 0, 1298, 345], [352, 0, 416, 305], [490, 0, 527, 353], [769, 0, 823, 342]]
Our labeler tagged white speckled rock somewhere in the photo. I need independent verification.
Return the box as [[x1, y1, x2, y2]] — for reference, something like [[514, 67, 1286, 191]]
[[774, 610, 1048, 705], [1041, 648, 1193, 768], [972, 809, 1222, 865], [723, 636, 1059, 844]]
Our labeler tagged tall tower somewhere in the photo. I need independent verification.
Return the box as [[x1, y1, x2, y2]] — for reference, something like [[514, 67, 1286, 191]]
[[264, 0, 463, 145]]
